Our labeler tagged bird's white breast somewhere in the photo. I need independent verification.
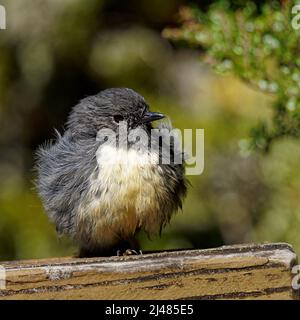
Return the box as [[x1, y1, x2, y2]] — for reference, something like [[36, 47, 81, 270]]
[[77, 145, 167, 247]]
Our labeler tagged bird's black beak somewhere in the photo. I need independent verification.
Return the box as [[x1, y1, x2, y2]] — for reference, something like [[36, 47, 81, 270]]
[[140, 111, 165, 124]]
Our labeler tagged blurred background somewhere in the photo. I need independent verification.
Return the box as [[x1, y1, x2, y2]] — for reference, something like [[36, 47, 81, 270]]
[[1, 0, 300, 261]]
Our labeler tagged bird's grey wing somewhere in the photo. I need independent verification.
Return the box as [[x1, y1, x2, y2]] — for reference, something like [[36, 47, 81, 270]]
[[35, 130, 98, 236], [156, 120, 188, 229]]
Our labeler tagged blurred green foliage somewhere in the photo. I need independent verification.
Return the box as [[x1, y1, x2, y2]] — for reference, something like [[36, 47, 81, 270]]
[[1, 0, 300, 260], [163, 0, 300, 151]]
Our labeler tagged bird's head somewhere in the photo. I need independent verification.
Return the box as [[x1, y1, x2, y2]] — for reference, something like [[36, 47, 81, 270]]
[[67, 88, 165, 139]]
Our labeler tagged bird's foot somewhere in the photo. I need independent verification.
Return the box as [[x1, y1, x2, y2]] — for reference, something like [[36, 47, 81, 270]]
[[117, 249, 143, 256]]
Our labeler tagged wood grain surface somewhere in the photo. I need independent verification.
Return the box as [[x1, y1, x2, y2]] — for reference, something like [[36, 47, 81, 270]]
[[0, 243, 298, 300]]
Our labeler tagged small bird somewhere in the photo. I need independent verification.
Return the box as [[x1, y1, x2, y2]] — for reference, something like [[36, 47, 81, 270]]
[[36, 88, 187, 257]]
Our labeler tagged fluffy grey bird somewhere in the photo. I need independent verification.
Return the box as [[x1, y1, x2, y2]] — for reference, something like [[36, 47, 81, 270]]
[[36, 88, 187, 257]]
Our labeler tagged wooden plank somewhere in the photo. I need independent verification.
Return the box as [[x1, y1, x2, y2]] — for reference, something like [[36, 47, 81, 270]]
[[0, 243, 298, 300]]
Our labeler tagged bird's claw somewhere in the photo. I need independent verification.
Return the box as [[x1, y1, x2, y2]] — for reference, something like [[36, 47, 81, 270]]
[[117, 249, 142, 256]]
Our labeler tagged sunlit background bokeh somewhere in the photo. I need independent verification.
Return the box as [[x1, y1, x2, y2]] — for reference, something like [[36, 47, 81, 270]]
[[1, 0, 300, 260]]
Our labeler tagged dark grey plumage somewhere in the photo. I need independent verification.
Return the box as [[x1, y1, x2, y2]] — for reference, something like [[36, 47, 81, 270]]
[[36, 88, 187, 256]]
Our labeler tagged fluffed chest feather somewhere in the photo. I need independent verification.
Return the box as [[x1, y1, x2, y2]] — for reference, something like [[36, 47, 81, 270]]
[[77, 145, 170, 246]]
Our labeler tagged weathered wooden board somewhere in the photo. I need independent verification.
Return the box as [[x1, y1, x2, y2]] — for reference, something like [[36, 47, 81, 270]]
[[0, 243, 298, 300]]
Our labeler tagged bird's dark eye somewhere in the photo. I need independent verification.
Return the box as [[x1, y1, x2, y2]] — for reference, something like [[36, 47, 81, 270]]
[[113, 115, 124, 123]]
